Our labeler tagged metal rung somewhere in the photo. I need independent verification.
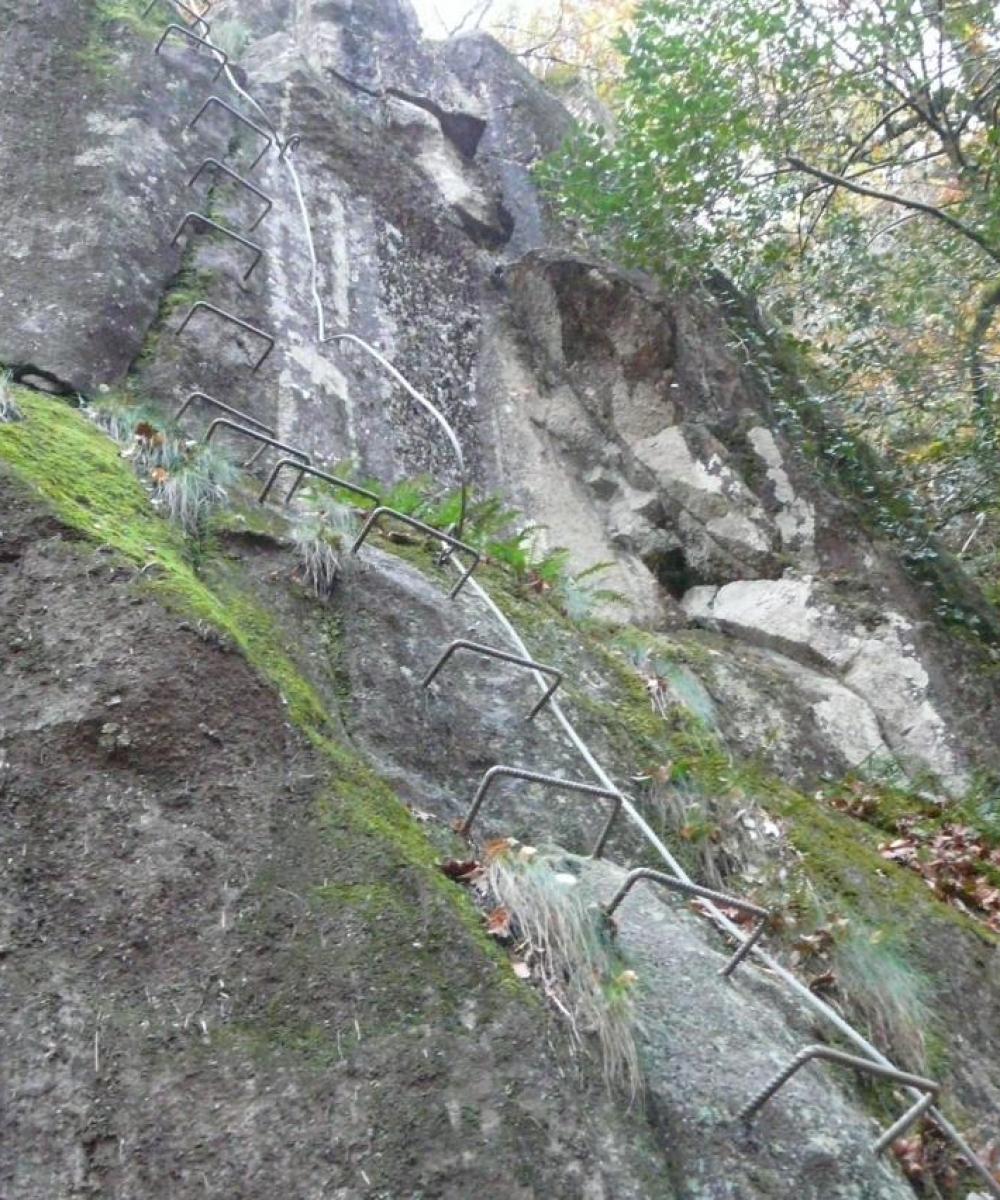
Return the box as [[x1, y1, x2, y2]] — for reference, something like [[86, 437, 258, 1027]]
[[154, 24, 227, 79], [188, 158, 273, 231], [175, 301, 275, 372], [190, 97, 273, 171], [462, 765, 623, 859], [143, 0, 210, 36], [738, 1044, 939, 1156], [604, 868, 770, 979], [175, 391, 275, 466], [258, 459, 379, 508], [350, 507, 481, 598], [204, 419, 310, 468], [171, 211, 264, 281], [421, 640, 561, 721], [175, 390, 274, 436]]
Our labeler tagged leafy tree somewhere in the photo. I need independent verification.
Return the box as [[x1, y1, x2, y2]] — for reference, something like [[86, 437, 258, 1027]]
[[540, 0, 1000, 577]]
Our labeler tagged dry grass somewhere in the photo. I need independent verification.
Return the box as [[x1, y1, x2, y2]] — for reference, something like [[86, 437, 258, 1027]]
[[832, 924, 931, 1072], [0, 372, 23, 423], [290, 497, 356, 599], [155, 443, 236, 533], [485, 842, 644, 1105]]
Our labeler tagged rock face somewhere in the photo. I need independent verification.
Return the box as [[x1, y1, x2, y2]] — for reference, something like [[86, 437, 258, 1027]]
[[3, 1, 1000, 1197], [166, 0, 1000, 793]]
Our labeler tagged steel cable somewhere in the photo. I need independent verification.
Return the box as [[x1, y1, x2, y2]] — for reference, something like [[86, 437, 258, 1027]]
[[158, 9, 1000, 1192]]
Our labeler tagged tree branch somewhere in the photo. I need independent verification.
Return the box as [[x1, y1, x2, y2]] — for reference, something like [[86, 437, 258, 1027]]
[[967, 278, 1000, 409], [785, 155, 1000, 264]]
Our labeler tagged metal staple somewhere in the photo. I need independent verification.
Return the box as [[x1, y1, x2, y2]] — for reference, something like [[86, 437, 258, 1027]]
[[175, 301, 275, 372], [421, 639, 562, 720], [188, 158, 273, 231], [738, 1044, 939, 1155], [462, 765, 623, 859], [350, 507, 480, 598], [170, 212, 264, 281], [278, 134, 302, 160], [204, 418, 311, 467], [258, 459, 380, 508], [174, 391, 275, 465], [603, 867, 770, 979], [109, 15, 1000, 1193], [189, 97, 273, 170], [154, 24, 228, 79]]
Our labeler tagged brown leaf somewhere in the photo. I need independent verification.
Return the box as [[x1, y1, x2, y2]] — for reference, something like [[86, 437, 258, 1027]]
[[808, 971, 836, 993], [486, 906, 512, 938], [484, 837, 516, 861], [135, 421, 157, 440], [439, 859, 480, 883], [150, 467, 169, 486]]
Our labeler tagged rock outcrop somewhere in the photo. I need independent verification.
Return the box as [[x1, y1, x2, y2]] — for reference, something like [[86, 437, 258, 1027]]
[[2, 1, 999, 1197]]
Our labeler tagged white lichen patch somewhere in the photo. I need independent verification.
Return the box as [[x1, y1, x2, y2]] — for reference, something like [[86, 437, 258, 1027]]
[[748, 426, 817, 561]]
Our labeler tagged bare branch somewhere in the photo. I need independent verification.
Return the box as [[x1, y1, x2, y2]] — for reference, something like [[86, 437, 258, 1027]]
[[785, 155, 1000, 263]]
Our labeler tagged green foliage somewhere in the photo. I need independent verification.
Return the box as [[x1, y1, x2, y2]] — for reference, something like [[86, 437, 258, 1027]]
[[0, 389, 325, 727], [155, 442, 237, 533], [543, 0, 1000, 592], [209, 18, 252, 58]]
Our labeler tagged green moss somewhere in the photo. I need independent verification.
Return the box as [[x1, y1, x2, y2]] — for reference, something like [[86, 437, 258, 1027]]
[[0, 391, 325, 725], [78, 0, 162, 79], [0, 390, 529, 1033]]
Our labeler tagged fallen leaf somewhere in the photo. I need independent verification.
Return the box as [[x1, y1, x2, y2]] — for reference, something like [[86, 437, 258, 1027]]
[[150, 467, 169, 486], [439, 859, 480, 882], [511, 959, 531, 979], [486, 906, 512, 938], [484, 837, 516, 861]]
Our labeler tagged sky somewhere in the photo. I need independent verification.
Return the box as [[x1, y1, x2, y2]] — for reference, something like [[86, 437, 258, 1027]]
[[410, 0, 535, 39]]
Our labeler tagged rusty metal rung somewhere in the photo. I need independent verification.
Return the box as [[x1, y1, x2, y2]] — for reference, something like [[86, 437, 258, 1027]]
[[421, 640, 561, 721], [462, 765, 624, 859], [174, 391, 274, 466], [171, 211, 264, 282], [738, 1044, 939, 1156], [259, 458, 380, 508], [189, 96, 273, 171], [188, 158, 273, 231], [350, 506, 480, 598], [154, 24, 227, 79], [175, 301, 275, 372], [604, 867, 770, 979], [204, 418, 310, 467]]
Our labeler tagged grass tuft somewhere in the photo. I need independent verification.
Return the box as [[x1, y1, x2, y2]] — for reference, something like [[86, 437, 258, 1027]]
[[832, 923, 932, 1072], [486, 842, 643, 1104], [0, 371, 22, 423], [291, 497, 357, 599], [154, 442, 236, 533]]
